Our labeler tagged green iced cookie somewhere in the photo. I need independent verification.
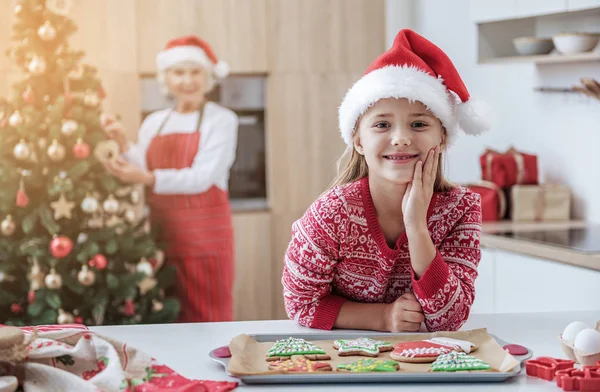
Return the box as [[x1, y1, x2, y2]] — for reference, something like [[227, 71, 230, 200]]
[[266, 337, 327, 358], [430, 352, 491, 372], [337, 359, 399, 372]]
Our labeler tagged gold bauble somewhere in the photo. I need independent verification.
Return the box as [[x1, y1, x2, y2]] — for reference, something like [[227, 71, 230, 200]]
[[102, 194, 120, 214], [8, 111, 23, 127], [28, 56, 47, 74], [1, 215, 16, 236], [124, 208, 136, 223], [47, 139, 66, 162], [61, 119, 78, 136], [13, 139, 30, 160], [77, 265, 95, 286], [152, 299, 164, 312], [44, 268, 63, 290], [37, 21, 57, 41], [57, 309, 74, 324]]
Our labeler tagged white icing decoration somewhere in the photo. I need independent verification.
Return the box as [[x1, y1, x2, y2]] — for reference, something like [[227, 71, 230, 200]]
[[427, 337, 475, 354]]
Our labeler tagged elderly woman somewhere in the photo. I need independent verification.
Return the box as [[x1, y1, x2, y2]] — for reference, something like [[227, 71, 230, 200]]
[[102, 36, 239, 323]]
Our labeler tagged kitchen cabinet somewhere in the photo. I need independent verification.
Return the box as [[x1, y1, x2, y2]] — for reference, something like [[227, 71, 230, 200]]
[[515, 0, 568, 18], [568, 0, 600, 11], [470, 0, 518, 23], [232, 211, 273, 321], [476, 248, 600, 314], [136, 0, 267, 74]]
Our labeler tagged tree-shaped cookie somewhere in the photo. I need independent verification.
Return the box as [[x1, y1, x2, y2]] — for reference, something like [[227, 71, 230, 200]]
[[266, 337, 330, 361], [430, 352, 492, 372]]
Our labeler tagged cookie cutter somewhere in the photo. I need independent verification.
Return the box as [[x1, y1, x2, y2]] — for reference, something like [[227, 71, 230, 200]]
[[525, 356, 576, 381], [556, 366, 600, 391]]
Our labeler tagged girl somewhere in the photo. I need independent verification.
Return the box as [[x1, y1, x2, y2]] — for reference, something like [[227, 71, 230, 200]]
[[282, 29, 490, 332], [102, 36, 238, 323]]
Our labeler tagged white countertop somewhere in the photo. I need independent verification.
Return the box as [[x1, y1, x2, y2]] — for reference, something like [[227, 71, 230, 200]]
[[90, 311, 600, 391]]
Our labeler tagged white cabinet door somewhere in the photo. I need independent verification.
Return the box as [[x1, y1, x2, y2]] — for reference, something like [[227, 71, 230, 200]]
[[470, 0, 518, 22], [470, 248, 496, 314], [568, 0, 600, 11], [495, 250, 600, 313], [515, 0, 568, 17]]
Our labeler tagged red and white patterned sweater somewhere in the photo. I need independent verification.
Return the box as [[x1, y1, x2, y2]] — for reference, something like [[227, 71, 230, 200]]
[[282, 177, 482, 332]]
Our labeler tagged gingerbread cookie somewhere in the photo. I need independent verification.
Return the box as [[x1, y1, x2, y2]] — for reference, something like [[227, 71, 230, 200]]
[[268, 356, 332, 373], [337, 358, 399, 373], [94, 140, 120, 163], [430, 352, 491, 372], [390, 337, 476, 363], [266, 337, 330, 361], [333, 337, 393, 357]]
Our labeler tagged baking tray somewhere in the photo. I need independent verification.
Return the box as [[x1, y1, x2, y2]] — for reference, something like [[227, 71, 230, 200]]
[[209, 332, 533, 385]]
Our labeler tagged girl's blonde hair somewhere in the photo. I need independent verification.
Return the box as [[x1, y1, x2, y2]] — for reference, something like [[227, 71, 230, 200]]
[[329, 131, 455, 192]]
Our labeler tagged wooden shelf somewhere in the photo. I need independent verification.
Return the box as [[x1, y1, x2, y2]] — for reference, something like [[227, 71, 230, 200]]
[[479, 51, 600, 64]]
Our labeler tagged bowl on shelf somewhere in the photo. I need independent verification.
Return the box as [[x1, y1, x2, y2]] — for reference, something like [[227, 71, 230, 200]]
[[552, 32, 600, 54], [513, 37, 554, 56]]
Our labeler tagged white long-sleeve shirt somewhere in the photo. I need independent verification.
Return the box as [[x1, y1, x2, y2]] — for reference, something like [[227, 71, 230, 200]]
[[124, 102, 238, 195]]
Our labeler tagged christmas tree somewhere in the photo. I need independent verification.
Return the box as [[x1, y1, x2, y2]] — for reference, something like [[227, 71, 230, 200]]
[[0, 0, 180, 326]]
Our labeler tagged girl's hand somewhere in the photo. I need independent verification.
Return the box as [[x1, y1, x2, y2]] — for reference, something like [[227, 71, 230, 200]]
[[101, 113, 129, 154], [402, 146, 440, 232], [103, 158, 155, 187], [383, 292, 425, 332]]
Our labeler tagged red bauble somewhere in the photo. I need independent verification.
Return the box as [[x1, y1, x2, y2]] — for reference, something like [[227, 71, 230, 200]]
[[28, 290, 35, 304], [88, 254, 107, 270], [123, 299, 135, 316], [75, 316, 83, 324], [16, 187, 29, 208], [11, 303, 22, 313], [50, 236, 73, 258], [73, 139, 90, 159]]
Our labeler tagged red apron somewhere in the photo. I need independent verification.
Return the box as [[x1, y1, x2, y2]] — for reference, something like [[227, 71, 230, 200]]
[[145, 107, 234, 323]]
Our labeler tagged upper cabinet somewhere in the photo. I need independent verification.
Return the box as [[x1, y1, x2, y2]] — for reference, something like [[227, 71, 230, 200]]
[[135, 0, 267, 74], [470, 0, 599, 22]]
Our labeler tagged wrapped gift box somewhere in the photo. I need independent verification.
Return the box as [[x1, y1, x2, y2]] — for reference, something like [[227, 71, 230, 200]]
[[510, 184, 571, 222], [480, 148, 539, 188], [466, 181, 507, 222]]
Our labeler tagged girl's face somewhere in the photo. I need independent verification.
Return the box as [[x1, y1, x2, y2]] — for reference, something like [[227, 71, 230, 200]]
[[165, 63, 207, 103], [355, 98, 445, 186]]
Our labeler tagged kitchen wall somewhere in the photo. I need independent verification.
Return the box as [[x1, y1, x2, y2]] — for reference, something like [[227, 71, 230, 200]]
[[386, 0, 600, 222]]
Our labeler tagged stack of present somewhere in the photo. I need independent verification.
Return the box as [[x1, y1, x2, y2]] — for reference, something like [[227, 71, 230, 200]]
[[466, 147, 571, 222]]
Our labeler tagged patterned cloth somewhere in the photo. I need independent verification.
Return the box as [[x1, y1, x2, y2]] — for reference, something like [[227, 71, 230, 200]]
[[0, 324, 238, 392], [282, 176, 482, 331]]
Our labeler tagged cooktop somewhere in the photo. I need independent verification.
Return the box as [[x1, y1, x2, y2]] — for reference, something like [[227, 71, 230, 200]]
[[495, 227, 600, 254]]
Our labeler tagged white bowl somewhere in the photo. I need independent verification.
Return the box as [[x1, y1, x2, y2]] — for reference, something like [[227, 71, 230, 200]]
[[513, 37, 554, 55], [552, 33, 600, 54]]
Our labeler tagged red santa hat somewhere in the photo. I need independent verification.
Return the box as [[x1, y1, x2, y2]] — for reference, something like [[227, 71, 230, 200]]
[[338, 29, 491, 146], [156, 35, 229, 79]]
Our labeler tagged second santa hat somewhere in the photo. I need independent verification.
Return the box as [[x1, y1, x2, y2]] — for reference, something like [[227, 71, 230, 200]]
[[338, 29, 491, 146], [156, 35, 229, 79]]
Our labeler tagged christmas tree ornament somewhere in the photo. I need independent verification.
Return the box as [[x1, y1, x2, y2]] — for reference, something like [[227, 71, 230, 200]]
[[13, 139, 30, 160], [11, 303, 22, 313], [27, 290, 36, 304], [136, 258, 154, 276], [138, 276, 156, 295], [124, 208, 136, 223], [152, 299, 164, 312], [88, 254, 107, 270], [50, 235, 73, 258], [37, 21, 57, 41], [102, 194, 119, 214], [130, 190, 140, 204], [122, 299, 135, 316], [50, 192, 75, 220], [87, 215, 104, 229], [73, 138, 90, 159], [77, 265, 95, 286], [46, 0, 72, 15], [83, 90, 99, 107], [94, 140, 119, 163], [1, 215, 16, 236], [23, 86, 36, 104], [28, 56, 47, 74], [61, 119, 78, 136], [74, 316, 83, 324], [80, 194, 99, 213], [16, 178, 29, 208], [57, 308, 74, 324], [38, 137, 48, 149], [47, 139, 66, 161], [45, 268, 63, 289], [9, 111, 24, 127], [14, 4, 23, 14], [77, 232, 88, 243]]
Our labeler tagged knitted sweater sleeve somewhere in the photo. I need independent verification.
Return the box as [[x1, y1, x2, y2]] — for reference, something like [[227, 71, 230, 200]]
[[411, 192, 483, 332], [282, 189, 348, 330]]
